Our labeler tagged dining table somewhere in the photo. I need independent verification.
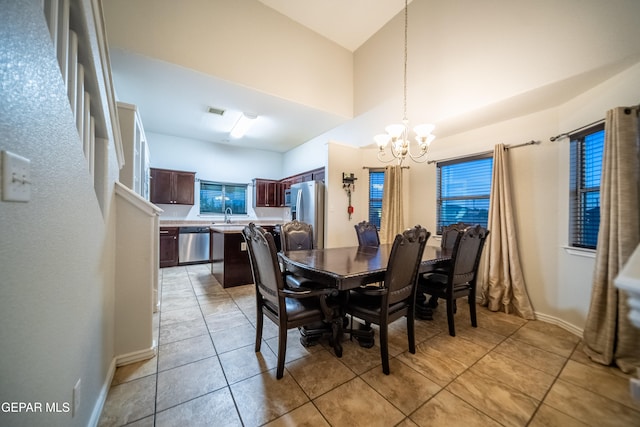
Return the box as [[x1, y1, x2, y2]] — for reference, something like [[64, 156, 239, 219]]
[[278, 244, 452, 355], [280, 244, 451, 290]]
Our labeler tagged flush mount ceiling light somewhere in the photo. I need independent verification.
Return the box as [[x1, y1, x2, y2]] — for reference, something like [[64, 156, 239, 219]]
[[230, 112, 257, 138], [374, 0, 436, 165]]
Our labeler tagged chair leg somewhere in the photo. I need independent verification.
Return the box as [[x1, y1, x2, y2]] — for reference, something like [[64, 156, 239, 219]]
[[469, 294, 477, 328], [407, 312, 416, 354], [276, 324, 288, 379], [255, 310, 263, 352], [427, 295, 439, 308], [380, 324, 390, 375], [446, 298, 456, 337]]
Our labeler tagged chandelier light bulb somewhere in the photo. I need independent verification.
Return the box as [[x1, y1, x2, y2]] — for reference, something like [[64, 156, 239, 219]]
[[385, 124, 405, 140], [413, 123, 435, 138], [374, 134, 391, 149]]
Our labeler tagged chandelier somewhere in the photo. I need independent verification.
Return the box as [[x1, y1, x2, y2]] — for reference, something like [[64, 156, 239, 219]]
[[374, 0, 435, 165]]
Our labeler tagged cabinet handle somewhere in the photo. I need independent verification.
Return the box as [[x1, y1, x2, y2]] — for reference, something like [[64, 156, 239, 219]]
[[160, 231, 169, 234]]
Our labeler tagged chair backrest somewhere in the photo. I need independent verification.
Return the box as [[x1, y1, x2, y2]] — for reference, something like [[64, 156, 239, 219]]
[[243, 223, 284, 307], [384, 225, 430, 305], [280, 220, 314, 251], [441, 222, 470, 250], [354, 221, 380, 247], [449, 225, 489, 286]]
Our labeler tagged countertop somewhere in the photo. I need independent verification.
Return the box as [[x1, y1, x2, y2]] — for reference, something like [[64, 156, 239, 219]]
[[160, 220, 281, 233], [210, 225, 246, 233]]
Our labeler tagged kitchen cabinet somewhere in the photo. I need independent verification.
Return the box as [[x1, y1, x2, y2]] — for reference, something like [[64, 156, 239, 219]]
[[253, 178, 281, 207], [253, 168, 325, 208], [254, 167, 325, 208], [311, 168, 325, 182], [117, 102, 150, 199], [211, 227, 254, 287], [159, 227, 179, 268], [150, 168, 195, 205]]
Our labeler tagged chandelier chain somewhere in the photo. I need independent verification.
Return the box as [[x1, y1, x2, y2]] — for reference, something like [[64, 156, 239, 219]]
[[403, 0, 408, 122], [374, 0, 436, 165]]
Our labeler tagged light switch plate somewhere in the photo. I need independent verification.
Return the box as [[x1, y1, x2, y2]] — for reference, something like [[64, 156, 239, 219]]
[[2, 150, 31, 202]]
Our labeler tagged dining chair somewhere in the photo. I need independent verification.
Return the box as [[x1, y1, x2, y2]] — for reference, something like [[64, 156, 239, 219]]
[[280, 220, 314, 251], [279, 219, 335, 345], [354, 220, 380, 247], [420, 222, 471, 310], [352, 220, 382, 342], [417, 224, 489, 337], [345, 225, 430, 375], [242, 223, 334, 379], [440, 222, 469, 250]]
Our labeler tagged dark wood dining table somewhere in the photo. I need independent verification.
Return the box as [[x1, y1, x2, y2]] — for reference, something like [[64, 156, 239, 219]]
[[280, 244, 452, 291], [279, 244, 452, 356]]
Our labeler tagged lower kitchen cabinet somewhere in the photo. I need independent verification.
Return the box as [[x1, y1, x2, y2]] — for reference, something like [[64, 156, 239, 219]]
[[210, 228, 253, 288], [159, 227, 179, 268]]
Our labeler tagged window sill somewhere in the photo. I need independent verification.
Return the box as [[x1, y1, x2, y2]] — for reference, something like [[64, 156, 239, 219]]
[[563, 246, 596, 259]]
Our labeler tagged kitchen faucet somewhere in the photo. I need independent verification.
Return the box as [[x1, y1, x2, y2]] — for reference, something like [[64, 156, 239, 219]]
[[224, 207, 232, 223]]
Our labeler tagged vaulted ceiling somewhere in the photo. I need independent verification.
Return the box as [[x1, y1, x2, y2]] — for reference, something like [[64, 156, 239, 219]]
[[104, 0, 640, 153]]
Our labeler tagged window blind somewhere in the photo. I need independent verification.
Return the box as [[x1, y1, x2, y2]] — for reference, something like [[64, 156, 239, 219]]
[[436, 156, 493, 234], [569, 125, 604, 248], [200, 181, 248, 215], [369, 170, 384, 229]]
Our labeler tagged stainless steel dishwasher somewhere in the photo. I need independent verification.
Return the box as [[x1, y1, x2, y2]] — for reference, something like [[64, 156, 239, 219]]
[[178, 227, 211, 264]]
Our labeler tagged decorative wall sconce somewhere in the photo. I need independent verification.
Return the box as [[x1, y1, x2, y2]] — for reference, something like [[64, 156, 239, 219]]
[[342, 173, 357, 220]]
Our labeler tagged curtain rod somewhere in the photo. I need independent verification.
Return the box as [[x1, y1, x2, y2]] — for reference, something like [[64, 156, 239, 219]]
[[549, 103, 640, 142], [426, 140, 539, 164], [624, 103, 640, 115], [549, 118, 604, 142], [362, 165, 410, 169]]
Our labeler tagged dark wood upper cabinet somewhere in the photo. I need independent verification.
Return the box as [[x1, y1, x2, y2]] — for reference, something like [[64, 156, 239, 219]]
[[253, 167, 325, 207], [311, 168, 325, 182], [150, 168, 195, 205], [254, 178, 279, 207]]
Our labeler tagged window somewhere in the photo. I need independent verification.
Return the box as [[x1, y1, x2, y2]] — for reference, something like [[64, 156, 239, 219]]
[[569, 123, 604, 249], [369, 169, 384, 229], [436, 155, 493, 234], [200, 181, 248, 215]]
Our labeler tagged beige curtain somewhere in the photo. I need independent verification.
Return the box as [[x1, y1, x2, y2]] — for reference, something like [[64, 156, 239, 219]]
[[583, 107, 640, 374], [480, 144, 535, 319], [381, 165, 404, 244]]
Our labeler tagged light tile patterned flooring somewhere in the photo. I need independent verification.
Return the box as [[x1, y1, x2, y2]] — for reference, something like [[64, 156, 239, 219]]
[[99, 264, 640, 426]]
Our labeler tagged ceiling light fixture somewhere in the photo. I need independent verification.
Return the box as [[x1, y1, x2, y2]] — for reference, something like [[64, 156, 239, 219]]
[[374, 0, 435, 165], [230, 112, 257, 138]]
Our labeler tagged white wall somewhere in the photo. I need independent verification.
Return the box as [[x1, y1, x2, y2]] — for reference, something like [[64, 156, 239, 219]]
[[147, 131, 289, 221], [0, 2, 118, 425]]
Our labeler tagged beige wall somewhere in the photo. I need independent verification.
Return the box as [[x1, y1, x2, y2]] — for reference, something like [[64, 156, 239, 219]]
[[103, 0, 354, 118], [354, 0, 640, 124], [297, 61, 640, 333]]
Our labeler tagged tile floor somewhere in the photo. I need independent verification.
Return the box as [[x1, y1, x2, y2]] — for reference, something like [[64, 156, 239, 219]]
[[98, 264, 640, 427]]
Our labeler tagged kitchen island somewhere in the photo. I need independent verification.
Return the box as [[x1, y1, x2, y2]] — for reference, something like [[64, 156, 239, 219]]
[[210, 225, 254, 288]]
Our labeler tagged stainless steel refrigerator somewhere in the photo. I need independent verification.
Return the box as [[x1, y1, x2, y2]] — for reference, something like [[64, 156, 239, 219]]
[[290, 180, 325, 249]]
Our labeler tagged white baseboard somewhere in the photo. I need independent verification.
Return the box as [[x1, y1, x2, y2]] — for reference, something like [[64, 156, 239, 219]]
[[88, 342, 157, 426], [533, 311, 583, 337], [474, 296, 584, 338], [115, 341, 157, 367], [88, 358, 116, 427]]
